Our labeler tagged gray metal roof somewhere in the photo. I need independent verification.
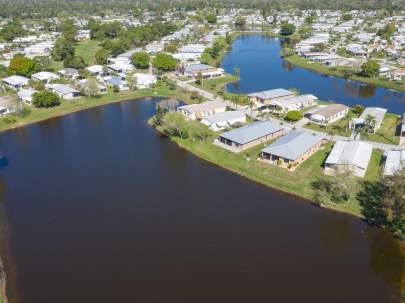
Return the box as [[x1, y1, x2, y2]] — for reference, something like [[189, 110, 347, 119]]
[[201, 110, 245, 124], [325, 141, 373, 169], [220, 121, 284, 145], [184, 64, 212, 73], [248, 88, 294, 100], [384, 149, 405, 176], [261, 131, 326, 161]]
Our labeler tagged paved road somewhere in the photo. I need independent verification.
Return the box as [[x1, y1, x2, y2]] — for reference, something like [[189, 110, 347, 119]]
[[169, 73, 401, 152]]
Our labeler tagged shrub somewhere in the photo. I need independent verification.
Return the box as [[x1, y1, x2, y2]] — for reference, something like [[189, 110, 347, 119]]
[[286, 110, 302, 121], [32, 91, 60, 108]]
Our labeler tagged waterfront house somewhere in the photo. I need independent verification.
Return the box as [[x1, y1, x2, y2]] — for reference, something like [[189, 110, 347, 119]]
[[217, 120, 284, 153], [0, 96, 16, 115], [309, 103, 349, 125], [31, 71, 60, 83], [324, 141, 373, 177], [178, 100, 226, 120], [134, 73, 157, 89], [247, 88, 295, 105], [350, 107, 387, 133], [383, 149, 405, 176], [259, 131, 327, 170], [105, 76, 129, 91], [200, 110, 246, 131], [46, 83, 80, 100], [2, 75, 29, 90], [17, 88, 38, 105], [271, 94, 318, 113], [183, 64, 224, 79], [77, 79, 107, 94]]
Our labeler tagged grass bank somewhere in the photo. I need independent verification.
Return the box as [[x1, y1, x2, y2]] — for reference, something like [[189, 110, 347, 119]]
[[0, 83, 192, 133], [153, 124, 383, 218], [284, 55, 405, 92]]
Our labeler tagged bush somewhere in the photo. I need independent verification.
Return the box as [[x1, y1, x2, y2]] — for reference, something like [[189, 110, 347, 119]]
[[286, 110, 302, 121], [32, 91, 61, 108]]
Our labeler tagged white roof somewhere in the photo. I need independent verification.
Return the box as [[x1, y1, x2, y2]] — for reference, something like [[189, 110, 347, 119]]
[[86, 65, 103, 74], [272, 94, 317, 106], [326, 141, 373, 170], [178, 100, 226, 114], [201, 110, 245, 124], [2, 75, 29, 86], [18, 88, 38, 99], [32, 71, 59, 81], [384, 149, 405, 176]]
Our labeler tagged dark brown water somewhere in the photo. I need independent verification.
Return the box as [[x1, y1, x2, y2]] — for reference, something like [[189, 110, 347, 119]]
[[0, 98, 403, 303]]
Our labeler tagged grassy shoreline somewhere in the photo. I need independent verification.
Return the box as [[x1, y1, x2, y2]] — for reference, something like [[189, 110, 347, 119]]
[[284, 55, 405, 92], [151, 119, 384, 218], [0, 84, 193, 133]]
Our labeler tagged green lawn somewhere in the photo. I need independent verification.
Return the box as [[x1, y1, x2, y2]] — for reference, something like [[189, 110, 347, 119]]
[[164, 131, 373, 217], [75, 40, 101, 65], [190, 75, 239, 94], [365, 149, 383, 181], [0, 82, 194, 133], [304, 119, 352, 137], [285, 55, 405, 92], [366, 113, 400, 145]]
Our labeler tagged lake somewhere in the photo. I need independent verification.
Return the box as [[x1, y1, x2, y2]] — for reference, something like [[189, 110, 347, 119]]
[[0, 98, 402, 303], [223, 34, 405, 114]]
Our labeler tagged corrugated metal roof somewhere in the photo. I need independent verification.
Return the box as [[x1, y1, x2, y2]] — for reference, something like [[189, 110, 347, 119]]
[[248, 88, 294, 100], [220, 121, 284, 145], [261, 131, 326, 161], [384, 149, 405, 176], [201, 110, 245, 124], [325, 141, 373, 170]]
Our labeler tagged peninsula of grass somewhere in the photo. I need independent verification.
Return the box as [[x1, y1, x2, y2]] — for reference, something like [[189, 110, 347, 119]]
[[0, 83, 193, 133], [284, 55, 405, 92], [154, 126, 383, 218], [190, 74, 239, 94]]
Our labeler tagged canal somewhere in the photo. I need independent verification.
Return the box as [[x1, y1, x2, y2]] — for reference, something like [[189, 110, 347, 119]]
[[223, 34, 405, 114], [0, 98, 402, 303]]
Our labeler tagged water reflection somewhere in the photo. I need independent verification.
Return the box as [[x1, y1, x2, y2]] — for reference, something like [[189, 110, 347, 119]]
[[223, 35, 405, 113]]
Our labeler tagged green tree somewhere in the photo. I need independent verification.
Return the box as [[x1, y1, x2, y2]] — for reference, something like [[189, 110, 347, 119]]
[[358, 169, 405, 239], [152, 53, 177, 72], [312, 171, 356, 205], [81, 78, 100, 98], [32, 91, 60, 108], [63, 55, 86, 69], [342, 13, 353, 21], [0, 20, 25, 42], [52, 37, 75, 61], [206, 14, 217, 24], [280, 22, 296, 36], [131, 51, 150, 69], [7, 55, 38, 77], [361, 60, 380, 78], [234, 16, 246, 30], [160, 112, 188, 139], [188, 121, 212, 142], [286, 110, 302, 121], [95, 48, 109, 65]]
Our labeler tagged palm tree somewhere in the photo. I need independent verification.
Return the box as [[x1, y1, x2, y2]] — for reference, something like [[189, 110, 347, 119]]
[[364, 114, 377, 133]]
